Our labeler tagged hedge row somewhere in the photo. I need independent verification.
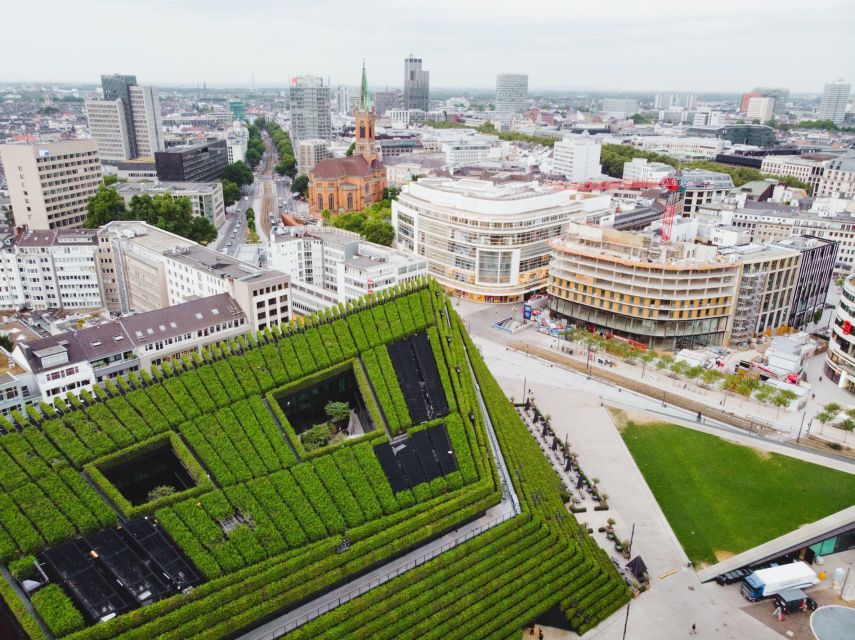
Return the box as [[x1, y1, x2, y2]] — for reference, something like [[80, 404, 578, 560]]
[[31, 584, 84, 637]]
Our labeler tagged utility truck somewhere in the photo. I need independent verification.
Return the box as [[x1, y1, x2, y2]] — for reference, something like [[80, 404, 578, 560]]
[[740, 562, 819, 602]]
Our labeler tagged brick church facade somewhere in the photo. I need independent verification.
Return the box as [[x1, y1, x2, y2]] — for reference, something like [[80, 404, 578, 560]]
[[309, 64, 386, 215]]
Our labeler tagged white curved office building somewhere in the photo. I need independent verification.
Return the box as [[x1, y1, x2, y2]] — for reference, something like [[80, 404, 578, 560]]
[[826, 274, 855, 392], [391, 177, 590, 302]]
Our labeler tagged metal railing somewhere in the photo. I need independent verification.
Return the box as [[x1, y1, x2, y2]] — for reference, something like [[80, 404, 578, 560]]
[[249, 510, 517, 640]]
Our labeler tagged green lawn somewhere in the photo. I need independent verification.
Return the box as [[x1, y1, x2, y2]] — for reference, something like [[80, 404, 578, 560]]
[[620, 422, 855, 566]]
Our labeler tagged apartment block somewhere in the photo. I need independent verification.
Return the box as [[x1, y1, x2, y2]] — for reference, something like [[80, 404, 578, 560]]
[[760, 155, 829, 195], [269, 226, 427, 315], [553, 136, 602, 181], [0, 140, 102, 229]]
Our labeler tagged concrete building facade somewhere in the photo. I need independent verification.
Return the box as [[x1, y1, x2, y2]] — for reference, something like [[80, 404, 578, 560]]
[[289, 76, 332, 144], [392, 177, 587, 302], [154, 139, 228, 182], [403, 55, 429, 112], [495, 74, 528, 114], [552, 136, 602, 181], [0, 140, 102, 229], [819, 79, 851, 125]]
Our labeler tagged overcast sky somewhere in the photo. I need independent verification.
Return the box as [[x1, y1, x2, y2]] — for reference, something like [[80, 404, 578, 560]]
[[2, 0, 853, 93]]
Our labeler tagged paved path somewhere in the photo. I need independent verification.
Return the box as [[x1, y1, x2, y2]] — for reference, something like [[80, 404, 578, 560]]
[[477, 337, 783, 640], [239, 341, 520, 639]]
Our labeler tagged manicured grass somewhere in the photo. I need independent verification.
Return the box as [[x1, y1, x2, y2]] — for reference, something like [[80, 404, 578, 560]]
[[620, 421, 855, 566]]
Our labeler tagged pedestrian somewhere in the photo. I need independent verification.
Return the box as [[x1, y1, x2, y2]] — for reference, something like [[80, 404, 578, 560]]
[[690, 623, 697, 634], [529, 625, 535, 636], [538, 630, 544, 640]]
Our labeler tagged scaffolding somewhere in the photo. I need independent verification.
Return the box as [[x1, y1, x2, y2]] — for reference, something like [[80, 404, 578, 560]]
[[730, 270, 767, 345]]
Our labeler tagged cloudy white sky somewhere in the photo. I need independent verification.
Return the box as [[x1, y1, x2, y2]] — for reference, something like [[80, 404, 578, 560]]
[[2, 0, 854, 93]]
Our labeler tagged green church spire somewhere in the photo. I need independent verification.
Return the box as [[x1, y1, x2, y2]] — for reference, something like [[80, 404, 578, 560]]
[[358, 59, 372, 112]]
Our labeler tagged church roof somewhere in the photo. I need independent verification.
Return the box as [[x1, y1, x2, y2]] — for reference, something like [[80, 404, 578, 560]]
[[311, 155, 382, 179]]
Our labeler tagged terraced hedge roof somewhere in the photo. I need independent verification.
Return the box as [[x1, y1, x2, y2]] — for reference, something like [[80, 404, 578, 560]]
[[0, 280, 629, 639]]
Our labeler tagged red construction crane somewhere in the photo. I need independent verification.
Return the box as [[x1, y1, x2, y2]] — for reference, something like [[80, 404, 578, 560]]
[[547, 175, 686, 243]]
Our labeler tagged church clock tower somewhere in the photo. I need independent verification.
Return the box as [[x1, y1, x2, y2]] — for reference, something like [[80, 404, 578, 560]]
[[354, 61, 378, 163]]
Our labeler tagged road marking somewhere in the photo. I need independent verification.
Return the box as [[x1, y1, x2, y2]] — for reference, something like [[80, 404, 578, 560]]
[[658, 569, 679, 580]]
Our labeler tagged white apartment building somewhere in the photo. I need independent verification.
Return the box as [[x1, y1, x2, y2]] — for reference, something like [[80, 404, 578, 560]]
[[0, 140, 102, 229], [269, 226, 427, 315], [0, 228, 103, 311], [84, 99, 131, 161], [622, 157, 675, 182], [816, 152, 855, 199], [12, 293, 247, 402], [819, 79, 851, 126], [746, 96, 775, 123], [760, 155, 829, 195], [392, 177, 589, 302], [290, 76, 332, 144], [115, 181, 226, 228], [630, 136, 727, 160], [297, 139, 332, 174], [553, 136, 602, 182], [98, 221, 290, 330], [226, 123, 249, 164]]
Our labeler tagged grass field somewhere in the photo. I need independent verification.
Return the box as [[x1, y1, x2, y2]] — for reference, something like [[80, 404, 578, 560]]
[[619, 421, 855, 566]]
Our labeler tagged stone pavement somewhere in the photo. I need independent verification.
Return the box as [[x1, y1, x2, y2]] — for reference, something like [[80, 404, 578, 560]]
[[478, 335, 786, 640]]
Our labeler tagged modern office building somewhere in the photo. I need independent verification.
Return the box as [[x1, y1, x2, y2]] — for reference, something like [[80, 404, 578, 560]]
[[622, 157, 675, 182], [631, 136, 726, 160], [0, 140, 102, 229], [403, 54, 429, 112], [226, 123, 249, 164], [290, 75, 332, 144], [374, 89, 402, 116], [760, 155, 829, 195], [654, 93, 697, 110], [601, 98, 639, 118], [819, 79, 851, 125], [89, 75, 163, 161], [746, 96, 775, 123], [297, 139, 332, 174], [392, 177, 588, 302], [154, 139, 228, 182], [84, 99, 131, 161], [753, 87, 789, 115], [816, 152, 855, 199], [495, 74, 528, 114], [229, 100, 245, 122], [442, 138, 492, 171], [549, 224, 740, 350], [552, 136, 602, 181], [12, 294, 248, 400], [114, 181, 226, 228], [825, 274, 855, 392], [776, 235, 838, 329], [689, 124, 777, 147], [336, 86, 351, 115], [269, 226, 427, 315]]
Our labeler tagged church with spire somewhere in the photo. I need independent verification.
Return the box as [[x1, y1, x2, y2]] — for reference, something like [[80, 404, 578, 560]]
[[308, 62, 386, 216]]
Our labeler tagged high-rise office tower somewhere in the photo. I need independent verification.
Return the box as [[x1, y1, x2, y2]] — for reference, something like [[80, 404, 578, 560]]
[[819, 79, 851, 125], [374, 89, 402, 116], [403, 54, 429, 111], [289, 76, 332, 144], [336, 86, 350, 115], [87, 74, 163, 161], [495, 74, 528, 114], [0, 140, 102, 229]]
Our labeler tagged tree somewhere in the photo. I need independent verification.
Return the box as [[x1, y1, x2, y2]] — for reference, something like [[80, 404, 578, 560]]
[[103, 175, 119, 186], [127, 194, 216, 244], [345, 142, 355, 156], [753, 384, 777, 405], [147, 485, 175, 502], [325, 401, 350, 424], [301, 423, 334, 451], [0, 334, 13, 352], [655, 355, 674, 370], [275, 155, 297, 178], [684, 365, 704, 381], [700, 368, 724, 387], [221, 161, 253, 187], [84, 184, 127, 227], [291, 175, 309, 197], [190, 216, 218, 244], [221, 179, 241, 207], [669, 360, 689, 377], [837, 417, 855, 442], [362, 218, 395, 246]]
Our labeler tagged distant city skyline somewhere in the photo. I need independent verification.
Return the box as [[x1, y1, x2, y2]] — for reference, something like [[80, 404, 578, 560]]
[[1, 0, 854, 93]]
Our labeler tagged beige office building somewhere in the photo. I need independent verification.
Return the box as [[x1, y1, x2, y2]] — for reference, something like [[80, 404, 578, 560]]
[[0, 140, 102, 229], [85, 99, 131, 161]]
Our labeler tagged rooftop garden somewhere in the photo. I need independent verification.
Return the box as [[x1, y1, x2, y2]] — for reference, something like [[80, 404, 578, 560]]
[[0, 280, 628, 639]]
